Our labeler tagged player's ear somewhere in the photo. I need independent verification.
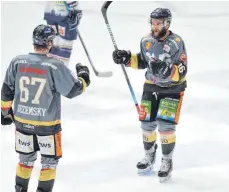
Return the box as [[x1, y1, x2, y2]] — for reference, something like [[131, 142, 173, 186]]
[[48, 41, 53, 47], [47, 41, 53, 52]]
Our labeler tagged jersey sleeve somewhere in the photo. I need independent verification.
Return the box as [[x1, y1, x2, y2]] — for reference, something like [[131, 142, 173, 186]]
[[66, 1, 80, 11], [127, 38, 148, 70], [51, 61, 86, 98], [44, 1, 81, 23], [169, 38, 188, 82], [1, 57, 18, 115]]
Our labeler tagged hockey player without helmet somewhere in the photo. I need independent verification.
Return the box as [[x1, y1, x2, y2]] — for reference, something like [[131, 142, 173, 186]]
[[33, 24, 55, 48], [150, 8, 172, 27]]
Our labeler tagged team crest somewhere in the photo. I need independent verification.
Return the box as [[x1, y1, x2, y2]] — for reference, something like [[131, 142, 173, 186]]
[[175, 37, 181, 42], [180, 52, 187, 63], [145, 41, 152, 50], [163, 44, 170, 52], [58, 26, 65, 36]]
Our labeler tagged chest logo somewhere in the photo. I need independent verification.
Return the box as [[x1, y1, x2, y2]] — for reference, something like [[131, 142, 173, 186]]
[[163, 45, 171, 53], [145, 41, 152, 50]]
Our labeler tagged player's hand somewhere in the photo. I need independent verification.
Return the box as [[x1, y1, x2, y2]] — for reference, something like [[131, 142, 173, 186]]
[[157, 62, 172, 79], [67, 9, 82, 28], [150, 60, 171, 79], [149, 60, 160, 76], [75, 63, 90, 87], [112, 50, 131, 66], [1, 108, 14, 125]]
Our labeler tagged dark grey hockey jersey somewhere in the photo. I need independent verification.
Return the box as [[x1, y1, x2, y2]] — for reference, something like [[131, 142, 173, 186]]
[[1, 53, 86, 135], [128, 31, 187, 93]]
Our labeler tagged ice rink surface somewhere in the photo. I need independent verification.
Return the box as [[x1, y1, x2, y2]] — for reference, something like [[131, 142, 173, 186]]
[[1, 1, 229, 192]]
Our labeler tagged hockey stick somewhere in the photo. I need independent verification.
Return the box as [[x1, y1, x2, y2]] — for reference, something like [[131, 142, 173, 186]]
[[64, 2, 113, 77], [77, 29, 113, 77], [101, 1, 140, 113]]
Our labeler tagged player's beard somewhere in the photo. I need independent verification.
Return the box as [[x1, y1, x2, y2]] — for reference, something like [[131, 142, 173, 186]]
[[152, 27, 167, 40]]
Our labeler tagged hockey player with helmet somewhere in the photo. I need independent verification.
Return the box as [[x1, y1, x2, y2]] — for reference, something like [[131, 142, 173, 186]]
[[112, 8, 187, 182], [1, 24, 90, 192], [44, 1, 82, 66]]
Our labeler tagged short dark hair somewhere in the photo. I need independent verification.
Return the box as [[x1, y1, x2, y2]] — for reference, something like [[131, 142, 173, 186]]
[[34, 44, 48, 50]]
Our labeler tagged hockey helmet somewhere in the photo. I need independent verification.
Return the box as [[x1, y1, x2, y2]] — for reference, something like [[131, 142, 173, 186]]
[[150, 8, 172, 27], [33, 24, 55, 48]]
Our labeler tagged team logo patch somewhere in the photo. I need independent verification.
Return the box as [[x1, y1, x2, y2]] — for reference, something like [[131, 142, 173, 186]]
[[58, 26, 65, 36], [145, 41, 152, 50], [175, 37, 181, 42], [180, 52, 187, 63], [163, 44, 170, 52]]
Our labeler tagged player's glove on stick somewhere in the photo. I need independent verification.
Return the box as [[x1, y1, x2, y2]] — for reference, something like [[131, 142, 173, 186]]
[[67, 9, 82, 29]]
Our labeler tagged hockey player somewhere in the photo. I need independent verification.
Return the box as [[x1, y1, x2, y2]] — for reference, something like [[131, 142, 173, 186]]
[[1, 24, 90, 192], [112, 8, 187, 182], [44, 1, 82, 65]]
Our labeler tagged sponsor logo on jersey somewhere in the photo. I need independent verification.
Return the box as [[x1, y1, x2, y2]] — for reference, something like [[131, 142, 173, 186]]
[[39, 142, 51, 148], [17, 60, 27, 64], [20, 66, 47, 75], [37, 135, 55, 155], [18, 139, 31, 147], [15, 130, 34, 153], [41, 62, 57, 70], [169, 39, 179, 49], [23, 124, 35, 131]]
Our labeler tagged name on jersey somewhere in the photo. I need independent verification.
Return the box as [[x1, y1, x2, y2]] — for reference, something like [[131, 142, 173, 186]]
[[17, 104, 46, 117]]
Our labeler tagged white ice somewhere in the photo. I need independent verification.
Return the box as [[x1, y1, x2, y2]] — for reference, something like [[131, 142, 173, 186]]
[[1, 1, 229, 192]]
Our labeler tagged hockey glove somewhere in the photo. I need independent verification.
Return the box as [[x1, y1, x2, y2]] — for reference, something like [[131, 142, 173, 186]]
[[75, 63, 90, 87], [149, 60, 160, 76], [157, 61, 172, 79], [67, 9, 82, 29], [150, 60, 171, 79], [112, 50, 131, 66], [1, 107, 14, 125]]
